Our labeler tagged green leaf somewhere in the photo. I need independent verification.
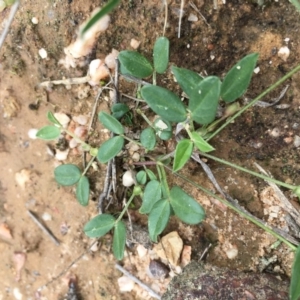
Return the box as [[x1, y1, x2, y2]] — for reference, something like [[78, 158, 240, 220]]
[[172, 66, 203, 98], [173, 139, 193, 172], [140, 127, 156, 150], [170, 186, 205, 224], [47, 111, 61, 126], [141, 85, 187, 123], [113, 221, 126, 260], [99, 111, 124, 135], [112, 103, 130, 119], [119, 50, 153, 78], [136, 170, 147, 185], [153, 118, 172, 141], [146, 169, 157, 180], [80, 0, 120, 36], [290, 246, 300, 300], [140, 180, 162, 214], [153, 37, 169, 74], [84, 214, 116, 238], [76, 176, 89, 206], [190, 132, 215, 152], [54, 164, 81, 186], [97, 136, 124, 163], [221, 53, 259, 102], [189, 76, 221, 125], [36, 126, 60, 140], [148, 199, 170, 242]]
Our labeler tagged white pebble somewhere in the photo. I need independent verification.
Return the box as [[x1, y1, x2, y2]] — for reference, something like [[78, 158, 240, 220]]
[[69, 138, 78, 149], [253, 66, 260, 74], [38, 48, 48, 59], [73, 115, 88, 125], [294, 135, 300, 147], [132, 152, 140, 162], [54, 112, 70, 128], [278, 46, 290, 62], [122, 170, 136, 187], [117, 276, 135, 292], [13, 288, 23, 300], [225, 247, 238, 259], [28, 128, 38, 139], [74, 126, 86, 138], [269, 127, 281, 137], [130, 39, 140, 49], [55, 149, 69, 161], [188, 13, 198, 22], [136, 244, 148, 258], [31, 17, 39, 24], [42, 212, 52, 221]]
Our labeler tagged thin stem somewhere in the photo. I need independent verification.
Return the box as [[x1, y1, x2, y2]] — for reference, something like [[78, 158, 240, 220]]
[[121, 134, 143, 147], [0, 0, 20, 49], [81, 156, 96, 177], [201, 152, 296, 190], [136, 109, 154, 128], [207, 63, 300, 141], [115, 193, 135, 223], [63, 128, 91, 150], [157, 164, 171, 198], [162, 164, 297, 251]]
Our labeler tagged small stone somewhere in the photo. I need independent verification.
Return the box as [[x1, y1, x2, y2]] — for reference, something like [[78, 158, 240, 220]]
[[225, 245, 238, 259], [38, 48, 48, 59], [55, 149, 69, 161], [73, 115, 88, 126], [278, 46, 290, 62], [117, 276, 135, 292], [253, 66, 260, 74], [28, 128, 38, 139], [13, 288, 23, 300], [31, 17, 39, 24], [54, 112, 70, 128], [132, 152, 140, 162], [294, 135, 300, 147], [269, 128, 280, 137], [188, 13, 198, 22], [149, 259, 170, 278], [42, 212, 52, 221], [122, 170, 136, 187], [130, 38, 140, 49], [136, 244, 148, 258]]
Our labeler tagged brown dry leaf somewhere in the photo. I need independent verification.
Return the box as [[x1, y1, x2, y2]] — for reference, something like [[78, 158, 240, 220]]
[[0, 223, 12, 239], [153, 231, 183, 267]]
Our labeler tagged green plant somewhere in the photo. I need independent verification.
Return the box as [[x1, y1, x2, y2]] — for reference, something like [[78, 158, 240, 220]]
[[36, 2, 300, 297]]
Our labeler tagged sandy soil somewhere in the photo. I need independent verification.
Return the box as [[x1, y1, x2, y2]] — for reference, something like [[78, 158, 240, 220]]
[[1, 0, 300, 299]]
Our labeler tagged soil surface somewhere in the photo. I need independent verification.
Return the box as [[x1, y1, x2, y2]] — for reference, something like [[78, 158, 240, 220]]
[[1, 0, 300, 299]]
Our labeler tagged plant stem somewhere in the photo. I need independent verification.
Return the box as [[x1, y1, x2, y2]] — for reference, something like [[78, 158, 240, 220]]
[[208, 63, 300, 141], [201, 152, 296, 190], [63, 128, 91, 150], [157, 164, 171, 199], [82, 156, 96, 177], [115, 193, 136, 223], [163, 164, 297, 251], [136, 109, 154, 128], [121, 135, 143, 147]]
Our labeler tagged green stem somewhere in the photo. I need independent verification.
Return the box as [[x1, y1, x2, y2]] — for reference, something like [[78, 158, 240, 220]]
[[208, 63, 300, 141], [157, 164, 171, 199], [201, 152, 295, 190], [115, 193, 136, 223], [163, 164, 297, 251], [136, 109, 154, 128], [82, 156, 96, 177], [63, 128, 91, 151], [121, 135, 143, 147]]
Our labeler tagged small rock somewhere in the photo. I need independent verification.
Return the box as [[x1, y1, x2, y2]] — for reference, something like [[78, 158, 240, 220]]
[[294, 135, 300, 147], [254, 66, 260, 74], [13, 252, 26, 281], [54, 112, 70, 128], [73, 115, 88, 126], [55, 149, 69, 161], [13, 288, 23, 300], [117, 276, 135, 292], [122, 170, 136, 187], [269, 127, 281, 137], [181, 245, 191, 267], [278, 46, 290, 62], [31, 17, 38, 24], [130, 38, 140, 49], [149, 259, 169, 278], [38, 48, 48, 59], [188, 13, 198, 22], [0, 223, 13, 239], [28, 128, 38, 139], [15, 169, 31, 190], [136, 244, 148, 258], [225, 246, 238, 259], [132, 152, 140, 162], [42, 212, 52, 221]]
